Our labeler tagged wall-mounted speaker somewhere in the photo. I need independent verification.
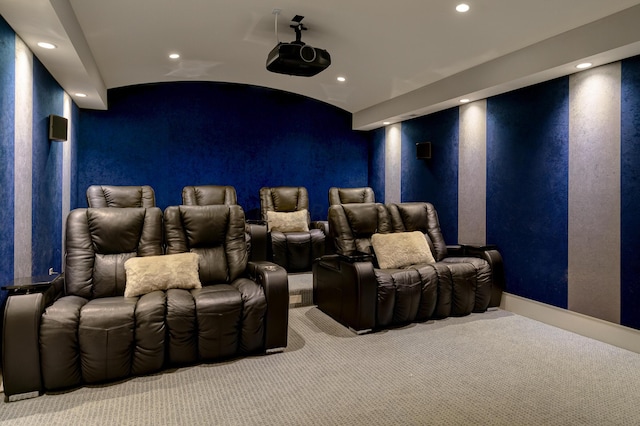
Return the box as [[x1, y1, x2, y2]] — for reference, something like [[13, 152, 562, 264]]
[[49, 114, 68, 142], [416, 142, 431, 159]]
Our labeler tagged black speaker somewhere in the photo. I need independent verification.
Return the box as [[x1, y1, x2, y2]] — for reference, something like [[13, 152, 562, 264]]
[[49, 114, 68, 142], [416, 142, 431, 159]]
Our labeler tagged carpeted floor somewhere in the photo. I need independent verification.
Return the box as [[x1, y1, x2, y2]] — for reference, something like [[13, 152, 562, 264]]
[[1, 304, 640, 425]]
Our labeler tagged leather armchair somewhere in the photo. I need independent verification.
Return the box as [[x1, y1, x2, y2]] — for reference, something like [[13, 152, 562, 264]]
[[328, 186, 375, 205], [260, 186, 325, 272], [182, 185, 237, 205], [86, 184, 156, 207], [313, 202, 503, 333], [181, 185, 268, 262], [1, 205, 288, 400]]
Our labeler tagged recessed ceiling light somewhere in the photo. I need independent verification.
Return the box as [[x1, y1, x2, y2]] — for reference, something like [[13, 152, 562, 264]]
[[169, 53, 180, 59], [383, 121, 391, 125], [460, 98, 471, 103], [576, 62, 592, 69], [337, 76, 346, 82], [75, 93, 87, 98], [37, 42, 57, 49], [456, 3, 470, 13]]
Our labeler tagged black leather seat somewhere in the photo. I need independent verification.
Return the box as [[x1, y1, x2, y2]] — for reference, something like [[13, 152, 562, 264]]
[[181, 185, 268, 262], [328, 186, 375, 205], [1, 205, 288, 400], [182, 185, 237, 206], [86, 184, 156, 207], [313, 202, 504, 333], [260, 186, 326, 272]]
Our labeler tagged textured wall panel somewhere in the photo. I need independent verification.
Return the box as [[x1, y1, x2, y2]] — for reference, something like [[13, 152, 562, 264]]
[[14, 36, 33, 279], [458, 100, 487, 245], [568, 64, 621, 324], [621, 56, 640, 330], [78, 83, 369, 221], [487, 78, 569, 308], [369, 128, 385, 202], [0, 17, 15, 299], [384, 124, 401, 204], [401, 109, 459, 243]]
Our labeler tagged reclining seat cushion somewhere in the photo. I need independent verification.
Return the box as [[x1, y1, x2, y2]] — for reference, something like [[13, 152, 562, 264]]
[[86, 185, 156, 208], [182, 185, 237, 206], [65, 208, 164, 299], [388, 202, 448, 261], [41, 207, 165, 390], [164, 205, 267, 362], [328, 203, 391, 256]]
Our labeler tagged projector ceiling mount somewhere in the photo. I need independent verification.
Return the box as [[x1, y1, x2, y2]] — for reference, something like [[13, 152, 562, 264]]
[[266, 12, 331, 77]]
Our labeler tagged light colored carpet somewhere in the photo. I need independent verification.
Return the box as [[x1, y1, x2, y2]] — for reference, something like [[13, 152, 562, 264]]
[[1, 306, 640, 425]]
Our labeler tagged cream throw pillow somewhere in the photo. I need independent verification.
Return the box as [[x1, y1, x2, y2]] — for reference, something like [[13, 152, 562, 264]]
[[124, 252, 201, 297], [267, 209, 309, 232], [371, 231, 435, 269]]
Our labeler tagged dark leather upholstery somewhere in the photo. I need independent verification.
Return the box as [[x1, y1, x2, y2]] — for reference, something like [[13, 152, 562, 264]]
[[1, 205, 288, 400], [313, 202, 504, 332], [181, 185, 268, 262], [328, 187, 375, 205], [260, 187, 325, 272], [86, 185, 156, 207], [182, 185, 237, 206]]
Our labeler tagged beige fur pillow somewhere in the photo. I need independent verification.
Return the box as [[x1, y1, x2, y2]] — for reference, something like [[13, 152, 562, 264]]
[[267, 209, 309, 232], [124, 252, 201, 297], [371, 231, 435, 269]]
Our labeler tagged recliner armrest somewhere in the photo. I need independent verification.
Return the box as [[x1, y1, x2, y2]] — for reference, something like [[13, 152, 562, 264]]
[[246, 261, 288, 350], [2, 274, 64, 400], [457, 245, 504, 308]]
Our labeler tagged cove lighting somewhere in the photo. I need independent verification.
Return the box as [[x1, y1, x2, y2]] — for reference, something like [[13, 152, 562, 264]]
[[576, 62, 592, 69], [456, 4, 470, 12], [37, 42, 56, 49]]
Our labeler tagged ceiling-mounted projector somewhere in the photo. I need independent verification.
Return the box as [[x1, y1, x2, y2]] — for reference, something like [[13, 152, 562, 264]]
[[266, 14, 331, 77]]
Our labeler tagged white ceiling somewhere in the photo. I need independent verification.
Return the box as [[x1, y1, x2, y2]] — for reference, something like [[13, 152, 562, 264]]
[[2, 0, 640, 130]]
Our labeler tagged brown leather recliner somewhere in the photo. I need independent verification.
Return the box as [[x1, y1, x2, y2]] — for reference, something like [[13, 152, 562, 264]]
[[182, 185, 237, 206], [1, 205, 288, 400], [260, 186, 326, 272], [86, 184, 156, 207], [328, 187, 375, 205], [313, 202, 504, 333], [181, 185, 268, 262]]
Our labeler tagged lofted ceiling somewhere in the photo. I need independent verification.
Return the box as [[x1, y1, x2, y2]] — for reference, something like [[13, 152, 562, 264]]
[[2, 0, 640, 130]]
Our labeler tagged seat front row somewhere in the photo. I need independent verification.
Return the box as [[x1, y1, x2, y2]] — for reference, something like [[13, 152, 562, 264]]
[[1, 204, 288, 400], [313, 202, 504, 333]]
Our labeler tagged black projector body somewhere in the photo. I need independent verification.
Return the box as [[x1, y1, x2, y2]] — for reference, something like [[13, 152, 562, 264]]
[[266, 42, 331, 77]]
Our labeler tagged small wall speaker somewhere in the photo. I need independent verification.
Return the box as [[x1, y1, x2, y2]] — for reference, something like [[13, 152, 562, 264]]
[[416, 142, 431, 159], [49, 114, 68, 142]]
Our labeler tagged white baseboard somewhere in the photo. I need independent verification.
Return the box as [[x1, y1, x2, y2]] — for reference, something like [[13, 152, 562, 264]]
[[500, 293, 640, 354]]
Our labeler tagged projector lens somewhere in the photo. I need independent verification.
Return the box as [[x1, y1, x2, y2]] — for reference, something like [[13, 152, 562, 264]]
[[299, 45, 317, 62]]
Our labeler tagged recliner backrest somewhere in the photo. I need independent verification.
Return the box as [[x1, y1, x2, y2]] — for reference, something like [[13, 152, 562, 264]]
[[64, 207, 164, 299], [260, 186, 310, 222], [387, 202, 448, 261], [164, 205, 248, 284], [328, 203, 391, 256], [86, 185, 156, 208], [328, 187, 375, 206], [182, 185, 238, 206]]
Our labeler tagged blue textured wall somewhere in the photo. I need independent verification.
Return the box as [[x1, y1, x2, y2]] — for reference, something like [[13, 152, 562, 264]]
[[0, 16, 15, 302], [369, 128, 385, 203], [621, 56, 640, 329], [78, 82, 370, 220], [401, 109, 459, 242], [486, 78, 569, 307], [32, 58, 64, 275]]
